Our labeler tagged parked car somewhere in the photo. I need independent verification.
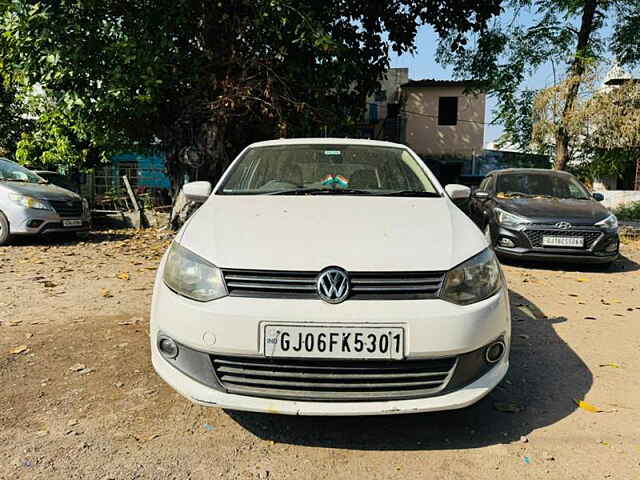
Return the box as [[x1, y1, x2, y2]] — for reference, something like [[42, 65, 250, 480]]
[[150, 138, 511, 416], [468, 168, 619, 265], [0, 158, 90, 245], [32, 170, 80, 194]]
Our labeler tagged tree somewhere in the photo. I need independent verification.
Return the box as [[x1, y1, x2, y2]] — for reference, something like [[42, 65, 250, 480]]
[[531, 67, 640, 180], [437, 0, 639, 170], [0, 0, 502, 193], [0, 83, 33, 157]]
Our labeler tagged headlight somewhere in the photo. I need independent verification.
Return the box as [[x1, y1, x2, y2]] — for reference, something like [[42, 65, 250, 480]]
[[163, 242, 227, 302], [440, 248, 503, 305], [595, 214, 618, 230], [8, 193, 52, 210], [495, 208, 530, 228]]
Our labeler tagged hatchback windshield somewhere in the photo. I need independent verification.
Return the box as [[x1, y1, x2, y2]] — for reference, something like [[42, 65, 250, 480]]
[[497, 173, 590, 200], [0, 158, 45, 184], [219, 145, 439, 196]]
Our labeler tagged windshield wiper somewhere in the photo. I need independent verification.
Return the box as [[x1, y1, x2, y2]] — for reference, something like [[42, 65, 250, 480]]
[[268, 187, 373, 195], [374, 190, 441, 197]]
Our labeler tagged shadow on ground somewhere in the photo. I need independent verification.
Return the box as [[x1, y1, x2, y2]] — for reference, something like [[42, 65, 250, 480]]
[[6, 229, 133, 247], [226, 290, 592, 451], [499, 250, 639, 273]]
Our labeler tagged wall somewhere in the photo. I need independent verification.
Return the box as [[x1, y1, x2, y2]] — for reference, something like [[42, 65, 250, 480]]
[[403, 86, 485, 157], [599, 190, 640, 210]]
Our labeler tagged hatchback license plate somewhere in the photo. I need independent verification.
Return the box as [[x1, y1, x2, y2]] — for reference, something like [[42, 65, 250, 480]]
[[263, 325, 404, 360], [542, 236, 583, 247], [62, 219, 83, 227]]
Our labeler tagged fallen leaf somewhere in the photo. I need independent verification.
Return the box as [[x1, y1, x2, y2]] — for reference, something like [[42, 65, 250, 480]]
[[147, 433, 161, 441], [10, 345, 28, 354], [576, 278, 590, 283], [598, 363, 621, 368], [574, 399, 603, 413], [116, 272, 130, 281], [69, 363, 86, 372], [100, 289, 113, 298]]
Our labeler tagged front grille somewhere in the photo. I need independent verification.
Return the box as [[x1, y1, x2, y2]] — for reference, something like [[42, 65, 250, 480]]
[[524, 229, 602, 249], [222, 269, 445, 300], [212, 355, 457, 401], [49, 200, 82, 218]]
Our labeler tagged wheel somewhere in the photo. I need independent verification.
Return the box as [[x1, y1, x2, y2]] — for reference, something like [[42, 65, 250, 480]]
[[0, 210, 12, 246], [483, 224, 493, 247]]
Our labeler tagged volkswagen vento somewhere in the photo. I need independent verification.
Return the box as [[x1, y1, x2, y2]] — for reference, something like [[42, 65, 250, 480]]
[[151, 138, 510, 415]]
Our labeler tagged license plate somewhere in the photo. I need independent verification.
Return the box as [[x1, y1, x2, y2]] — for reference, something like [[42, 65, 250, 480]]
[[263, 325, 404, 360], [542, 236, 583, 247], [62, 219, 83, 227]]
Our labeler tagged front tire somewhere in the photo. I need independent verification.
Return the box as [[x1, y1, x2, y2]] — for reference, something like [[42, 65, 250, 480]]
[[0, 211, 12, 246]]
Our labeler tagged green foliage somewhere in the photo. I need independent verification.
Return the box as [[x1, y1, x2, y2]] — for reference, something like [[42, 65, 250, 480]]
[[0, 83, 33, 157], [614, 200, 640, 221], [0, 0, 502, 187], [437, 0, 638, 167]]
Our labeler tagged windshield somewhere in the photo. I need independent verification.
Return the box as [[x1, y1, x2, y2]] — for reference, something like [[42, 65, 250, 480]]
[[496, 173, 590, 200], [0, 158, 45, 184], [218, 144, 439, 196]]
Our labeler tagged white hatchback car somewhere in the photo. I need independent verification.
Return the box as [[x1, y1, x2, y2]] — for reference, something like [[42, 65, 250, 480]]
[[151, 138, 510, 416]]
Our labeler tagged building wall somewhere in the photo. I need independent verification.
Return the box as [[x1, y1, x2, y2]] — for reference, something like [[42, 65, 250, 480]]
[[403, 86, 485, 157]]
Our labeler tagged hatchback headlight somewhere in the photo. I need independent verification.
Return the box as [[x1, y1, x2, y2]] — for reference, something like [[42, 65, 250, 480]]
[[8, 193, 52, 211], [595, 214, 618, 230], [441, 248, 503, 305], [495, 208, 530, 228], [163, 242, 227, 302]]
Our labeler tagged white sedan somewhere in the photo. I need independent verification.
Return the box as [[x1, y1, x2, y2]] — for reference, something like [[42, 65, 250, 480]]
[[150, 138, 510, 415]]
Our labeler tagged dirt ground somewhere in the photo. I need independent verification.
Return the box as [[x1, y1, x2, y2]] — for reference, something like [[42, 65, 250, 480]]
[[1, 230, 639, 480]]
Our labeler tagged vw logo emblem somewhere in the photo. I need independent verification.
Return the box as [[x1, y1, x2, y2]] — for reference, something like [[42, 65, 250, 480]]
[[316, 268, 350, 304], [555, 221, 572, 230]]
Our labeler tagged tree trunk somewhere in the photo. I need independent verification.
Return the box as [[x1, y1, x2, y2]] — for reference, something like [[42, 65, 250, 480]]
[[554, 0, 598, 170]]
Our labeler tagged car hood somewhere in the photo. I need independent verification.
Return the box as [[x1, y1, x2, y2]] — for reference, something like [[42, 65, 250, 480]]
[[496, 197, 610, 225], [178, 196, 486, 271], [0, 181, 80, 201]]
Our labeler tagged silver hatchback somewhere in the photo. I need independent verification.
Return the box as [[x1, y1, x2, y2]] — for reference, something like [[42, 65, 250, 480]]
[[0, 158, 90, 245]]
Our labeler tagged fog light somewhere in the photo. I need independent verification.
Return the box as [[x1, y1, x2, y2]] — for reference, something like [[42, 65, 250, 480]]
[[158, 337, 179, 359], [498, 237, 515, 248], [605, 241, 618, 253], [485, 340, 506, 364], [27, 219, 44, 228]]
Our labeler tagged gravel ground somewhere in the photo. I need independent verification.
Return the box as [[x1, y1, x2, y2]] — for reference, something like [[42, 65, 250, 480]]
[[1, 231, 639, 480]]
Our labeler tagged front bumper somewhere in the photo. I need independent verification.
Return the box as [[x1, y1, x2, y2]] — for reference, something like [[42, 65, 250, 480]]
[[6, 207, 90, 235], [150, 272, 511, 415], [492, 224, 618, 264], [152, 346, 508, 415]]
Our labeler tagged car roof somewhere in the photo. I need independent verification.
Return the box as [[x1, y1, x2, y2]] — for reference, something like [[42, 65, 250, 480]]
[[488, 168, 572, 176], [247, 138, 409, 149]]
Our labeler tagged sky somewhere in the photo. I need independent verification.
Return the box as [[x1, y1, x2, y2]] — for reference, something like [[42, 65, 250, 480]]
[[389, 9, 635, 148]]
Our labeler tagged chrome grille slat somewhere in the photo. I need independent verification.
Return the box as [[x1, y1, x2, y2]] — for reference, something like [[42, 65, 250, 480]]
[[212, 355, 457, 401], [352, 284, 441, 292], [225, 282, 316, 291], [216, 365, 451, 379], [221, 269, 445, 300], [220, 375, 445, 389], [224, 275, 315, 283]]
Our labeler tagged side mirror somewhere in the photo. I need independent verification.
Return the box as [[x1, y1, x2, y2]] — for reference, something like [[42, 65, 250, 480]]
[[445, 184, 471, 200], [592, 192, 604, 202], [183, 181, 212, 203], [473, 191, 490, 200]]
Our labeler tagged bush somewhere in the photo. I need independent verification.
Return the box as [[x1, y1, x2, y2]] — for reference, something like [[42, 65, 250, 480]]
[[614, 201, 640, 221]]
